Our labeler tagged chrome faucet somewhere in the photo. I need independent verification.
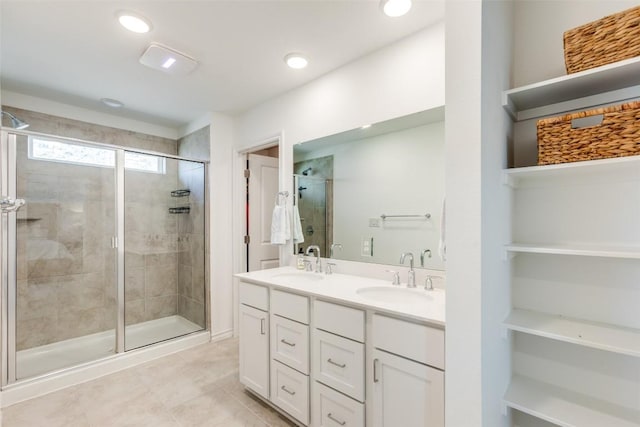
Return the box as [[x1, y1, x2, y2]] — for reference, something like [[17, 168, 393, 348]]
[[399, 252, 416, 288], [420, 249, 432, 267], [306, 245, 322, 273]]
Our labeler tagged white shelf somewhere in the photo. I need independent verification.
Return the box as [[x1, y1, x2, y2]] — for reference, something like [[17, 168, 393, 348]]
[[504, 376, 640, 427], [503, 156, 640, 188], [505, 243, 640, 259], [503, 56, 640, 120], [504, 309, 640, 358]]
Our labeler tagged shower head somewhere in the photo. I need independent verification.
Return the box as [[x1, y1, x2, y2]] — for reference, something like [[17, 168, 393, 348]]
[[302, 167, 312, 176], [1, 111, 29, 130]]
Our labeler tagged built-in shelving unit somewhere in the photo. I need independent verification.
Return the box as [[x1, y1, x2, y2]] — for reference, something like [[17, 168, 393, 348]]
[[504, 376, 640, 427], [504, 309, 640, 357], [503, 54, 640, 427], [502, 155, 640, 188], [505, 243, 640, 260], [503, 56, 640, 120]]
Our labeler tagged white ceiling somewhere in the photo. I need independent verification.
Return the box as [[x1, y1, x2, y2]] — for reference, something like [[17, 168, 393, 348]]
[[0, 1, 444, 129]]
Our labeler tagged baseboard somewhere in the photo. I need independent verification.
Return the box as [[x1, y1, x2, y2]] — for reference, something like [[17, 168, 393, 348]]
[[210, 329, 234, 342]]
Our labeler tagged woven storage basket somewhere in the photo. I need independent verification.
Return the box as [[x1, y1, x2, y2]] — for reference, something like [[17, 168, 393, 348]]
[[564, 6, 640, 74], [537, 101, 640, 165]]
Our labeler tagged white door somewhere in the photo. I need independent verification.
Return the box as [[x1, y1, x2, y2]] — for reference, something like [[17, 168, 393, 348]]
[[372, 349, 445, 427], [239, 304, 270, 399], [247, 153, 280, 271]]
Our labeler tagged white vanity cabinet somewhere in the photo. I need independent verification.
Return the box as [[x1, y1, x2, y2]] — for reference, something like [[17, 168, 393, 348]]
[[270, 289, 311, 425], [312, 300, 366, 427], [371, 314, 445, 427], [238, 282, 270, 400]]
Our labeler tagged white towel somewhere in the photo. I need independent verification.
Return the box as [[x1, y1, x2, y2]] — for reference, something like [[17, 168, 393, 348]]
[[270, 204, 290, 245], [438, 197, 446, 261], [293, 204, 304, 244]]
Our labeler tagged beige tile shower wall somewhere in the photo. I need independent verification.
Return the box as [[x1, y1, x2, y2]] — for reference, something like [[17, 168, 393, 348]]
[[176, 127, 209, 328], [2, 106, 177, 155], [124, 163, 180, 326], [15, 142, 117, 350]]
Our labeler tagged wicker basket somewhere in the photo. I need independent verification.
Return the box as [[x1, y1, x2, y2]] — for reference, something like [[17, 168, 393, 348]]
[[537, 101, 640, 165], [564, 6, 640, 74]]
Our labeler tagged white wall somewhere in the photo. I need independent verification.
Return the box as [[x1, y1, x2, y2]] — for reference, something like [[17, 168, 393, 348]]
[[208, 112, 236, 339], [236, 23, 445, 150], [445, 1, 512, 426], [512, 0, 639, 87]]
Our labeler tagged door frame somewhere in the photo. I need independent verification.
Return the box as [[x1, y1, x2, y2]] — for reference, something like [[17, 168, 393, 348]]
[[231, 133, 284, 336]]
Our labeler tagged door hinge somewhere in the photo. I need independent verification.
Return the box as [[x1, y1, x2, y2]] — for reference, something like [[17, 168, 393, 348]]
[[244, 235, 250, 244], [244, 169, 250, 179]]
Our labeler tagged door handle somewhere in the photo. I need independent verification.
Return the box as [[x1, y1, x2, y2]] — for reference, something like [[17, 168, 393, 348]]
[[281, 385, 296, 395], [280, 338, 296, 347], [327, 358, 346, 368], [260, 318, 265, 335], [0, 198, 25, 213], [373, 358, 380, 383]]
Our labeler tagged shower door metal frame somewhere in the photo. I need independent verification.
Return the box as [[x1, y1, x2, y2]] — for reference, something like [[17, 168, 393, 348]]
[[0, 130, 18, 387], [0, 128, 210, 386]]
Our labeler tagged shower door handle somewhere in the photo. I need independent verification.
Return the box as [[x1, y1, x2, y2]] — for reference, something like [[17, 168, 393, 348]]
[[0, 197, 25, 213]]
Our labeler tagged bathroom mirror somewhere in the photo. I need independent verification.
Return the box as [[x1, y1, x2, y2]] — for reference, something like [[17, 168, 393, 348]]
[[293, 106, 445, 270]]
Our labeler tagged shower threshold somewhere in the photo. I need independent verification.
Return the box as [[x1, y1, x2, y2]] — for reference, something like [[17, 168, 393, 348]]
[[16, 315, 203, 380]]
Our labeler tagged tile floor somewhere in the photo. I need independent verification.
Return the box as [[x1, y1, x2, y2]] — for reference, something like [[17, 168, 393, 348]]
[[2, 338, 297, 427]]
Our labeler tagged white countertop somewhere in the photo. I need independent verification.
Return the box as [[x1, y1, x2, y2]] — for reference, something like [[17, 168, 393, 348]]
[[235, 266, 445, 327]]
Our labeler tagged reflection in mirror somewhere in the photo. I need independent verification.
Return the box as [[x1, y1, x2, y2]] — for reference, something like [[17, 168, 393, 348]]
[[293, 106, 445, 270]]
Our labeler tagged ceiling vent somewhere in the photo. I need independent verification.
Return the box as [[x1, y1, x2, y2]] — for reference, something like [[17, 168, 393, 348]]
[[139, 43, 198, 76]]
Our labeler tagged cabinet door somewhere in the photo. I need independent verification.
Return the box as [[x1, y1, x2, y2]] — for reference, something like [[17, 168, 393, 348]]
[[239, 303, 269, 399], [372, 349, 444, 427]]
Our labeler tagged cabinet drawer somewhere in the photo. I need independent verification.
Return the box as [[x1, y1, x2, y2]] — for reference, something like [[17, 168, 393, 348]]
[[313, 329, 364, 402], [239, 281, 268, 311], [314, 300, 364, 342], [272, 289, 309, 324], [372, 314, 444, 370], [271, 360, 309, 426], [272, 314, 309, 374], [312, 381, 364, 427]]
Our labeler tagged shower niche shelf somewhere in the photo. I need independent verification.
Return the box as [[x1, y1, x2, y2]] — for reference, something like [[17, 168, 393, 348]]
[[169, 206, 190, 214], [171, 189, 191, 197]]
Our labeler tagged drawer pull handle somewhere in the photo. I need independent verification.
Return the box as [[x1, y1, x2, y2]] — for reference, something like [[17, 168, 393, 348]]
[[281, 385, 296, 396], [260, 318, 265, 335], [373, 358, 380, 383], [281, 338, 296, 347], [327, 413, 347, 425], [327, 358, 346, 368]]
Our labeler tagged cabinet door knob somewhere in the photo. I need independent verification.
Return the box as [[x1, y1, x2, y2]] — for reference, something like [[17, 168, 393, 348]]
[[280, 338, 296, 347], [327, 413, 347, 425]]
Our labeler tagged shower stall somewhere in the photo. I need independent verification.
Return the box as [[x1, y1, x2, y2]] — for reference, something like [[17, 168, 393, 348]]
[[0, 129, 208, 385]]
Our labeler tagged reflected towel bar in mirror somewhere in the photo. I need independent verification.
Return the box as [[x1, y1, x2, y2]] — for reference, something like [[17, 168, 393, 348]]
[[380, 213, 431, 220]]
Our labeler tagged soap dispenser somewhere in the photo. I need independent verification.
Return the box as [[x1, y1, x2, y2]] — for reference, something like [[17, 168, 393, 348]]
[[297, 247, 305, 270]]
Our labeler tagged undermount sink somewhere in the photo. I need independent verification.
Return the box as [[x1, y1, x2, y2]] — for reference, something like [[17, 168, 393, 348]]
[[356, 286, 434, 304], [271, 271, 324, 282]]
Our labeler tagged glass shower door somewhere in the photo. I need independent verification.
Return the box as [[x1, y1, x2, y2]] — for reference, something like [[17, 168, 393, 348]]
[[9, 133, 117, 380], [123, 154, 205, 350]]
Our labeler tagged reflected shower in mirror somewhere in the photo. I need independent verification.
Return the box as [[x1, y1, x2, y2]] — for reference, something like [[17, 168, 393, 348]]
[[293, 106, 445, 270]]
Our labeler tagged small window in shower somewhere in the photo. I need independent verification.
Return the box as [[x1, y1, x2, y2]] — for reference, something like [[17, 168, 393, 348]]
[[28, 136, 166, 174]]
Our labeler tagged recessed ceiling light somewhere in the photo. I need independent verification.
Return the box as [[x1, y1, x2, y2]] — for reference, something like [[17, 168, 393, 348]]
[[380, 0, 412, 17], [162, 57, 177, 69], [117, 11, 152, 33], [101, 98, 124, 108], [284, 53, 308, 69]]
